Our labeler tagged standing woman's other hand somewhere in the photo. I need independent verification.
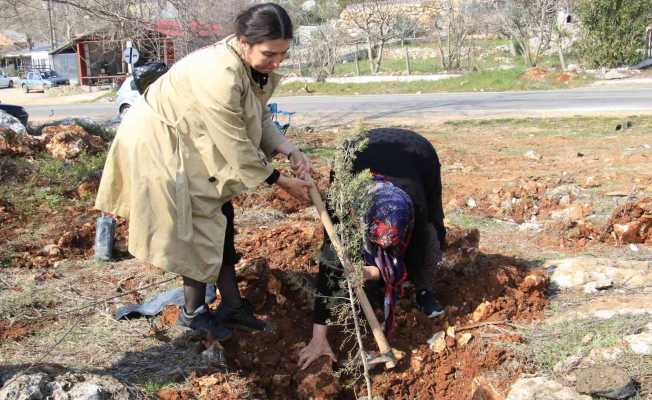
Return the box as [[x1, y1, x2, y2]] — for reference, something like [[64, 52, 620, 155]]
[[277, 175, 311, 202], [289, 149, 311, 180]]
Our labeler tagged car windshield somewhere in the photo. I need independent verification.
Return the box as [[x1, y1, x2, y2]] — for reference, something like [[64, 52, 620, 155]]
[[41, 71, 58, 78]]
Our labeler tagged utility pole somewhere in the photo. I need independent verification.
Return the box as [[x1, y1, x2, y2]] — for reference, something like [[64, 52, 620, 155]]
[[47, 0, 55, 48]]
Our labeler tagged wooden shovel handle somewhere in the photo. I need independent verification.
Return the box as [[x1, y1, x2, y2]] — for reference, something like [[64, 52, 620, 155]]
[[308, 184, 393, 357]]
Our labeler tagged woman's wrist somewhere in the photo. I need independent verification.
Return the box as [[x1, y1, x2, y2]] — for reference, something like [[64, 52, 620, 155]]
[[312, 323, 328, 340], [287, 147, 301, 160]]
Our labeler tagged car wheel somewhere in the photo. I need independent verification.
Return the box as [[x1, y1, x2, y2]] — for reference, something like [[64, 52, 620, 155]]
[[8, 80, 13, 88], [22, 84, 29, 93], [119, 104, 131, 118]]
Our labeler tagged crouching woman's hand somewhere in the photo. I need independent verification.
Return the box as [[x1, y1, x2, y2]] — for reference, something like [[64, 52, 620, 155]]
[[298, 324, 337, 370]]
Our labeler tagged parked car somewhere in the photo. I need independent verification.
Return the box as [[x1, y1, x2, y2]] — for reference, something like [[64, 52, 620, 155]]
[[21, 70, 69, 93], [0, 102, 29, 127], [0, 71, 14, 88], [116, 76, 140, 117]]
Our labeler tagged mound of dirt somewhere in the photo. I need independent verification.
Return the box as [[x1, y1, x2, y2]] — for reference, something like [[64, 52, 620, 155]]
[[0, 128, 40, 156], [236, 220, 323, 272], [234, 185, 311, 214], [4, 206, 128, 269], [41, 124, 105, 160], [602, 197, 652, 244], [454, 178, 566, 224], [188, 222, 548, 400]]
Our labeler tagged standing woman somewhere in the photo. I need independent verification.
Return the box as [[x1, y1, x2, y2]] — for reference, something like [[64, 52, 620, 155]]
[[95, 3, 311, 341]]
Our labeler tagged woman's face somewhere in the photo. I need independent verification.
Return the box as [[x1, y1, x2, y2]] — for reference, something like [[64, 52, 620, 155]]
[[240, 38, 290, 74]]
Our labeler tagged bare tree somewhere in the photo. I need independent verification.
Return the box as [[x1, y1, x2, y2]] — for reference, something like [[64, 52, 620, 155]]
[[393, 15, 420, 75], [297, 24, 344, 82], [498, 0, 560, 67], [340, 0, 403, 74]]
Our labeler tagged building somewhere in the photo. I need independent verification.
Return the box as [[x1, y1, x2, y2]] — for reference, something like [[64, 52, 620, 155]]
[[48, 20, 221, 86]]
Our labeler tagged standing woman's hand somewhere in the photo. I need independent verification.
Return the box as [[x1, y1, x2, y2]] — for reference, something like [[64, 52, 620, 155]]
[[277, 175, 311, 202], [288, 149, 311, 180]]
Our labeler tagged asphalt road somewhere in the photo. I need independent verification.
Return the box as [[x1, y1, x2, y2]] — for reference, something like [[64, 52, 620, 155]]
[[23, 87, 652, 123]]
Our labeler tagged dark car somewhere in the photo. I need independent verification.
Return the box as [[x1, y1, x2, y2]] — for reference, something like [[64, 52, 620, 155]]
[[0, 103, 29, 127]]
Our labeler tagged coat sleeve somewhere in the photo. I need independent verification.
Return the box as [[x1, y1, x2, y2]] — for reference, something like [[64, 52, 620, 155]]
[[191, 65, 274, 189], [260, 108, 286, 157]]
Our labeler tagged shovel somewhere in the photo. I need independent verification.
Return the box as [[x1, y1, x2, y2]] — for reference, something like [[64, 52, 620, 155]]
[[308, 182, 401, 369]]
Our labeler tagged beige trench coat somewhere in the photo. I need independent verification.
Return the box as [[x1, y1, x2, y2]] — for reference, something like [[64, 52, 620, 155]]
[[95, 35, 286, 282]]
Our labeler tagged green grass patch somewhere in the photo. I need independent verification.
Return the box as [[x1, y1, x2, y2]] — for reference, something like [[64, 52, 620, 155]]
[[300, 145, 336, 160], [277, 68, 593, 96], [332, 57, 443, 76], [443, 115, 650, 138]]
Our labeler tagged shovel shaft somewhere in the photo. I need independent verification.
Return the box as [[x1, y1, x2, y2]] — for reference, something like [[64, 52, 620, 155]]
[[308, 184, 393, 357]]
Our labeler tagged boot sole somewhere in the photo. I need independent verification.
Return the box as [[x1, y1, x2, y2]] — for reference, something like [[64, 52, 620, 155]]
[[176, 324, 233, 342]]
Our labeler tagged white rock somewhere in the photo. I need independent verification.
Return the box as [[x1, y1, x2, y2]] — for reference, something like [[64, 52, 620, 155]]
[[629, 244, 639, 252], [466, 197, 477, 208], [546, 257, 652, 290], [624, 331, 652, 355], [0, 373, 48, 400], [524, 150, 542, 160], [0, 110, 27, 135], [582, 278, 613, 294], [506, 377, 591, 400]]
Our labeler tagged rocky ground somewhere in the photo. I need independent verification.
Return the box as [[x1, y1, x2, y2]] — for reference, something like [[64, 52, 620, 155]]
[[0, 111, 651, 399]]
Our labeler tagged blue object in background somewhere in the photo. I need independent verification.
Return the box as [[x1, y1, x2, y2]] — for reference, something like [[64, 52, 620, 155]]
[[95, 215, 116, 261], [267, 103, 295, 134]]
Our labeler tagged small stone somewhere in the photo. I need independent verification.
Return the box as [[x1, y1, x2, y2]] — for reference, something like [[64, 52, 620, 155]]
[[559, 194, 571, 207], [553, 354, 583, 374], [581, 333, 594, 345], [507, 377, 591, 400], [467, 197, 477, 208], [428, 331, 447, 353], [624, 330, 652, 355], [575, 366, 637, 399], [524, 150, 542, 160], [583, 278, 613, 294], [583, 176, 601, 188], [446, 325, 456, 338], [457, 332, 473, 347], [40, 244, 62, 257], [628, 244, 639, 252], [472, 301, 491, 322], [471, 375, 505, 400], [410, 355, 423, 373]]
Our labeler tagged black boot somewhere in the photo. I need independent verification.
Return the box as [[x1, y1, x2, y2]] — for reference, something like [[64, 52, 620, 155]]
[[416, 289, 445, 319], [214, 299, 271, 332], [176, 304, 232, 341]]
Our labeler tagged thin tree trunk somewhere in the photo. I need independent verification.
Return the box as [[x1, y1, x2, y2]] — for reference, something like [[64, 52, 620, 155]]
[[558, 45, 566, 71], [374, 42, 385, 74], [354, 42, 360, 76], [402, 38, 411, 75], [366, 38, 375, 74]]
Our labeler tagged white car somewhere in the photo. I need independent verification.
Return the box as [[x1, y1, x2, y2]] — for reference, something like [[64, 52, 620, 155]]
[[0, 71, 14, 88], [116, 76, 140, 117]]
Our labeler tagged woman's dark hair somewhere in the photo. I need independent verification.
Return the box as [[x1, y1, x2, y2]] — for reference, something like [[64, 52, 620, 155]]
[[235, 3, 293, 44]]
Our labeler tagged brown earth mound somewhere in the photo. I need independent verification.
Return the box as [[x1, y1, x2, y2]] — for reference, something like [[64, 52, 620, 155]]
[[602, 197, 652, 244], [165, 222, 549, 400], [41, 124, 105, 160]]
